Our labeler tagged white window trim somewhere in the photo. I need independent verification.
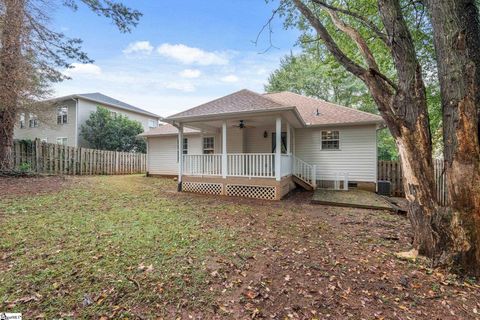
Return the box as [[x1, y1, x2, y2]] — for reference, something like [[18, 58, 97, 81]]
[[148, 119, 158, 129], [29, 114, 39, 128], [56, 137, 68, 145], [203, 136, 215, 154], [320, 130, 340, 151], [19, 113, 25, 129], [57, 106, 68, 125]]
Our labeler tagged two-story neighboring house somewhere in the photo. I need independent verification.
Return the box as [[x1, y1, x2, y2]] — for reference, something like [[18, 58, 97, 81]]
[[14, 93, 161, 147]]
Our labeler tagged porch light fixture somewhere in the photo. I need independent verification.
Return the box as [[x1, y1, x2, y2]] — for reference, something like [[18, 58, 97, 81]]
[[263, 130, 268, 138]]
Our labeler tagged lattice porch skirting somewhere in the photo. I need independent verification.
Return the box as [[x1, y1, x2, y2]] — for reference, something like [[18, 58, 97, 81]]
[[182, 182, 223, 195], [226, 184, 276, 200]]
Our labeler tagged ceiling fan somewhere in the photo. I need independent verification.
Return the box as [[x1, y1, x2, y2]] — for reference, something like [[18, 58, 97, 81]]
[[232, 120, 255, 129]]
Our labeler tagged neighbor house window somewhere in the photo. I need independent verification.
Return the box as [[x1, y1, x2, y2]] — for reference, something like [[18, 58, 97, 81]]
[[57, 106, 68, 124], [29, 114, 38, 128], [183, 138, 188, 155], [203, 137, 215, 154], [321, 130, 340, 150], [148, 119, 158, 129], [19, 113, 25, 128], [56, 137, 68, 145]]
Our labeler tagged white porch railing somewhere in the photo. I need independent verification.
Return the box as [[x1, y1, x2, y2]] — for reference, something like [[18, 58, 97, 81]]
[[293, 156, 317, 187], [183, 153, 295, 179], [227, 153, 275, 177], [183, 154, 222, 176]]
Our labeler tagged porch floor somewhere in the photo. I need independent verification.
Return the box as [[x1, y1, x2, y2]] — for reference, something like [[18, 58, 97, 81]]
[[311, 189, 395, 211]]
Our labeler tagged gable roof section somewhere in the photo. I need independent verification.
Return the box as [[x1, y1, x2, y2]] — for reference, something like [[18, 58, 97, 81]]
[[138, 123, 200, 137], [263, 91, 383, 126], [167, 89, 289, 120], [52, 92, 160, 118]]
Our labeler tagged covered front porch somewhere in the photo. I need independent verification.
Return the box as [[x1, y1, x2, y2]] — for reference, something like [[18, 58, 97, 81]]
[[175, 114, 316, 200]]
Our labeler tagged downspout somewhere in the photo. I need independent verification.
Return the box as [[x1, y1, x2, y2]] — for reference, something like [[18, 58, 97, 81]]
[[72, 98, 79, 147]]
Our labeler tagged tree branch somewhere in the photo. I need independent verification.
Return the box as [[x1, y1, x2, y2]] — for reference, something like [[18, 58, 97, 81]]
[[292, 0, 367, 77], [377, 0, 424, 93], [253, 6, 281, 53], [324, 8, 379, 71], [311, 0, 388, 43]]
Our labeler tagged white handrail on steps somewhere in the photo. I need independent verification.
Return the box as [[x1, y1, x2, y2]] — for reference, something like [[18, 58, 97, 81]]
[[293, 156, 316, 188]]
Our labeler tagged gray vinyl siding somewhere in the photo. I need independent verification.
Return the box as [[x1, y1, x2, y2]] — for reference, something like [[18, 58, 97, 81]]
[[295, 125, 377, 182], [13, 99, 77, 146], [76, 99, 158, 147], [14, 97, 159, 148]]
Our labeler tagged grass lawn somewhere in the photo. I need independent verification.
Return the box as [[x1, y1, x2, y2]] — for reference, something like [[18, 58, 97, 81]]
[[1, 175, 479, 319]]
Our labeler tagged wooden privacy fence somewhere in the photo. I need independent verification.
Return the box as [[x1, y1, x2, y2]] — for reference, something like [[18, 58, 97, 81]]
[[378, 159, 448, 206], [12, 139, 146, 175]]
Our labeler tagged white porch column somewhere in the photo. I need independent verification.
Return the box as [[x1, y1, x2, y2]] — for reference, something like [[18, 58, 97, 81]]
[[222, 121, 227, 178], [275, 116, 281, 181], [177, 124, 184, 191], [286, 122, 291, 154]]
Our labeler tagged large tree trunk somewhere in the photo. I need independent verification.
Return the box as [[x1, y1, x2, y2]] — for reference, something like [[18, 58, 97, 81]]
[[424, 0, 480, 275], [375, 0, 448, 261], [0, 0, 25, 170]]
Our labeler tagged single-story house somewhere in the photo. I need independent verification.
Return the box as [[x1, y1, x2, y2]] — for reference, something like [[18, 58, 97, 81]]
[[140, 89, 383, 200]]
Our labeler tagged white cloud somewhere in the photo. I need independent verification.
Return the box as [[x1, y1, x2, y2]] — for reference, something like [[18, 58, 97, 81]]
[[65, 63, 102, 76], [157, 43, 229, 65], [221, 74, 239, 83], [123, 41, 154, 55], [179, 69, 201, 78], [165, 82, 196, 92]]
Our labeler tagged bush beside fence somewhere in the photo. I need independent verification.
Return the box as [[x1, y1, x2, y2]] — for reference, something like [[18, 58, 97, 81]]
[[12, 139, 146, 175], [378, 159, 448, 206]]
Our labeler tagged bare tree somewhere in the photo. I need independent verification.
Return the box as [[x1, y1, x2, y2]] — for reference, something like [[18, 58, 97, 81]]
[[0, 0, 141, 170], [286, 0, 480, 274]]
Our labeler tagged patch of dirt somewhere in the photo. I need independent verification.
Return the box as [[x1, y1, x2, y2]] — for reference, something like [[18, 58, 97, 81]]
[[171, 188, 480, 319], [0, 175, 73, 198]]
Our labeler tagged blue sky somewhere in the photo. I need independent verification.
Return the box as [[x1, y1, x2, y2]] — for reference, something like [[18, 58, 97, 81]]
[[53, 0, 300, 116]]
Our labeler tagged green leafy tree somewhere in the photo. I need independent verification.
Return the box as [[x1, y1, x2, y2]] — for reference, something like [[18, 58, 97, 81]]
[[81, 107, 146, 153]]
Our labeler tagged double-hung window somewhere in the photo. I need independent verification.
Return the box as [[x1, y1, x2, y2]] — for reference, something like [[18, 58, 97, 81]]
[[56, 137, 68, 145], [203, 137, 215, 154], [148, 119, 158, 129], [29, 114, 38, 128], [19, 113, 25, 129], [57, 106, 68, 124], [321, 131, 340, 150]]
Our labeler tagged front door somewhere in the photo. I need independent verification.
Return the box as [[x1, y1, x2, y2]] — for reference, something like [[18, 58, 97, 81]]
[[272, 132, 287, 153]]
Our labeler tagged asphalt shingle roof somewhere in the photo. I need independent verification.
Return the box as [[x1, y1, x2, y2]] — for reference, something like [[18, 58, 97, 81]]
[[263, 91, 382, 126], [143, 89, 383, 137], [55, 92, 160, 118], [167, 89, 287, 119]]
